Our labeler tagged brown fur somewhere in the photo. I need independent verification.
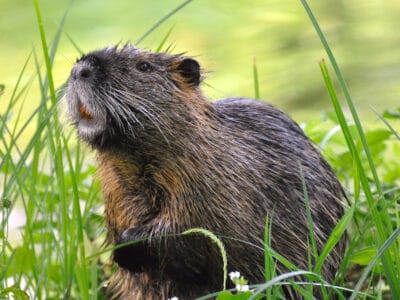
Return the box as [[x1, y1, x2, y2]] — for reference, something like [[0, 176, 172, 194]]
[[66, 45, 347, 299]]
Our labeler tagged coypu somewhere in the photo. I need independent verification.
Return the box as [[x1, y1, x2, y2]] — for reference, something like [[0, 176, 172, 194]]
[[66, 44, 346, 299]]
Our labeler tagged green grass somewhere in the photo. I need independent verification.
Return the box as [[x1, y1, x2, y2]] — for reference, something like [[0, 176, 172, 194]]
[[1, 0, 400, 299], [303, 0, 400, 295]]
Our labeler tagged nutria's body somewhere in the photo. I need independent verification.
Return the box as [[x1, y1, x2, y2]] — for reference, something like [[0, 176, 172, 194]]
[[66, 45, 346, 299]]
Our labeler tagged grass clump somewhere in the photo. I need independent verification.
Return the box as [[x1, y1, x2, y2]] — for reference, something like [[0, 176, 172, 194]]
[[1, 0, 399, 299]]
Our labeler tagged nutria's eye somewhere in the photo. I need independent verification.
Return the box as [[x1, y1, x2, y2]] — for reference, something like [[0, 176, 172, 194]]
[[136, 61, 153, 73]]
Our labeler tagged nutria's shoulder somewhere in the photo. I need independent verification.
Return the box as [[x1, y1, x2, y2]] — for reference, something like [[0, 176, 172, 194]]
[[213, 97, 305, 136], [214, 97, 283, 117]]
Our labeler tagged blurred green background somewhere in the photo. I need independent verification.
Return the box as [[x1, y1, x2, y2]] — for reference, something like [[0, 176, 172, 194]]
[[1, 0, 400, 123]]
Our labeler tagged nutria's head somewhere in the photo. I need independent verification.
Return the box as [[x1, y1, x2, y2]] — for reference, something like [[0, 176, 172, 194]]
[[65, 45, 205, 150]]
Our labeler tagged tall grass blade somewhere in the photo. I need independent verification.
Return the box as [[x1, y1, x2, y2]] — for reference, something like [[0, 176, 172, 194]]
[[302, 0, 399, 295], [135, 0, 193, 45], [253, 57, 260, 99], [33, 0, 76, 296], [315, 204, 353, 273], [155, 24, 175, 52], [349, 226, 400, 300], [318, 58, 399, 296], [65, 32, 84, 55], [300, 0, 384, 199], [33, 0, 57, 106], [372, 107, 400, 141], [299, 166, 318, 262], [64, 135, 89, 300], [48, 1, 74, 65], [3, 52, 33, 118], [263, 215, 276, 298], [299, 165, 324, 297]]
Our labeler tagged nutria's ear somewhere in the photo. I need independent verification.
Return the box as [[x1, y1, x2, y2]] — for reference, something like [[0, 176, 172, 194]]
[[177, 58, 200, 86]]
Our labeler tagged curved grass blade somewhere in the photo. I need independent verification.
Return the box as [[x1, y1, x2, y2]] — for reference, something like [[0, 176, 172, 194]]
[[183, 228, 228, 290], [249, 270, 319, 300]]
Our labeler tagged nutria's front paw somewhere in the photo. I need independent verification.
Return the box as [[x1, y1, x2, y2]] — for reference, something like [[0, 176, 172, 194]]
[[113, 227, 155, 273]]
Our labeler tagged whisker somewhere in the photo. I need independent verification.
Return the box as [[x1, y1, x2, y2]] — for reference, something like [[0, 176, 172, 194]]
[[108, 86, 173, 144]]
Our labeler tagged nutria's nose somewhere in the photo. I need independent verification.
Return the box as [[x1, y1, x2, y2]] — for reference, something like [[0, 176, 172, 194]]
[[71, 62, 93, 80]]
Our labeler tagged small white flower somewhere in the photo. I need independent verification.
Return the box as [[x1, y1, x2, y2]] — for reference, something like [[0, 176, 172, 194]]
[[229, 271, 241, 280], [236, 284, 249, 292], [168, 297, 179, 300]]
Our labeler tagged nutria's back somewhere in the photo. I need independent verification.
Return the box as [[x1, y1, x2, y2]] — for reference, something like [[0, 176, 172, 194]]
[[66, 44, 346, 299]]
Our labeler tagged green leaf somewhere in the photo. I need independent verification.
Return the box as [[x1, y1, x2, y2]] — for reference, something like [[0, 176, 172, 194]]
[[216, 291, 234, 300], [6, 246, 35, 276], [383, 109, 400, 119], [349, 226, 400, 300], [364, 129, 391, 146], [216, 291, 254, 300], [1, 285, 29, 300], [350, 247, 377, 265]]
